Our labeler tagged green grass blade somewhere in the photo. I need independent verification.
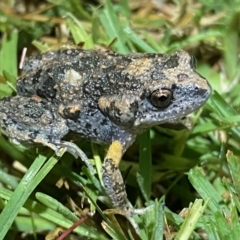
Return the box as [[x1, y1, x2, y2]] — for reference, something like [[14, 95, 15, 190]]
[[121, 18, 155, 52], [99, 0, 128, 53], [0, 187, 104, 239], [153, 199, 164, 240], [0, 168, 19, 189], [67, 15, 94, 48], [223, 9, 239, 81], [0, 31, 18, 78], [0, 154, 47, 239], [176, 199, 209, 240], [35, 192, 79, 222], [138, 130, 152, 202], [226, 151, 240, 197], [188, 167, 228, 215]]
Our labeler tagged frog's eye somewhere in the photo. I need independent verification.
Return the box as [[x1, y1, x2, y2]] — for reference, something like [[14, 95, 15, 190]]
[[150, 89, 172, 108]]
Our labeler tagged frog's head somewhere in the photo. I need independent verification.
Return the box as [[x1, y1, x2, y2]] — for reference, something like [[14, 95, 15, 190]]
[[133, 50, 211, 128]]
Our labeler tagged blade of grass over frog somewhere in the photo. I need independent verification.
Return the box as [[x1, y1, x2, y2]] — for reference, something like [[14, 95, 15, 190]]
[[176, 199, 209, 240], [188, 168, 229, 215], [0, 188, 102, 239], [0, 31, 18, 77], [99, 0, 128, 54], [138, 130, 152, 202], [0, 150, 67, 239]]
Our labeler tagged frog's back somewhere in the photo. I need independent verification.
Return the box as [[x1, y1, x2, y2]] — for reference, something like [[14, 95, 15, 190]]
[[17, 49, 136, 101]]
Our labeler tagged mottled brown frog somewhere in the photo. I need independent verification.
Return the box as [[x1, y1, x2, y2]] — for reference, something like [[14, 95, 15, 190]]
[[0, 48, 211, 232]]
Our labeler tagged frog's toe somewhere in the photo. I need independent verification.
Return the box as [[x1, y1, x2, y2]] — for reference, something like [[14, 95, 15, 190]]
[[103, 204, 153, 234]]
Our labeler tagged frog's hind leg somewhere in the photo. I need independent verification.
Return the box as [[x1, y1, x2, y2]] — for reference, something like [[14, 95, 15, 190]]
[[101, 141, 127, 207], [101, 140, 150, 234]]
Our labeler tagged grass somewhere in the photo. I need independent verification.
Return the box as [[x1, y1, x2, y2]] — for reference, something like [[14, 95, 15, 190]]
[[0, 0, 240, 239]]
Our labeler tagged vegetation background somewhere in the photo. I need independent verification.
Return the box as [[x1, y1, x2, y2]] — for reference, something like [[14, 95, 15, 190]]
[[0, 0, 240, 239]]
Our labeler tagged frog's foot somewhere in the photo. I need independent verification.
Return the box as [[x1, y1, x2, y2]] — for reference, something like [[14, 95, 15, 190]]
[[104, 204, 153, 234], [101, 140, 149, 233], [53, 140, 95, 174], [34, 137, 95, 174]]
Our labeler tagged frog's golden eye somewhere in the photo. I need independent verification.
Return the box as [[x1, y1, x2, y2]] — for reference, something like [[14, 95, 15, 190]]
[[150, 89, 172, 108]]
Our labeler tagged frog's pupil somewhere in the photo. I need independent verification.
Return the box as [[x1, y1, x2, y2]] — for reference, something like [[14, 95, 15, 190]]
[[158, 95, 167, 102], [149, 89, 172, 108]]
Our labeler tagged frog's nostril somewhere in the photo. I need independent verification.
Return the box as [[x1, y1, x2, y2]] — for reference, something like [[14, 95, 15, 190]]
[[177, 73, 188, 82]]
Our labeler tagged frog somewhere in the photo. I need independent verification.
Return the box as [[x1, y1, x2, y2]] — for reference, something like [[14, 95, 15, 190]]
[[0, 48, 211, 232]]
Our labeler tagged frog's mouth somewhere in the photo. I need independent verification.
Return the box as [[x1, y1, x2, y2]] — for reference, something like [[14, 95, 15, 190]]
[[134, 82, 211, 127]]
